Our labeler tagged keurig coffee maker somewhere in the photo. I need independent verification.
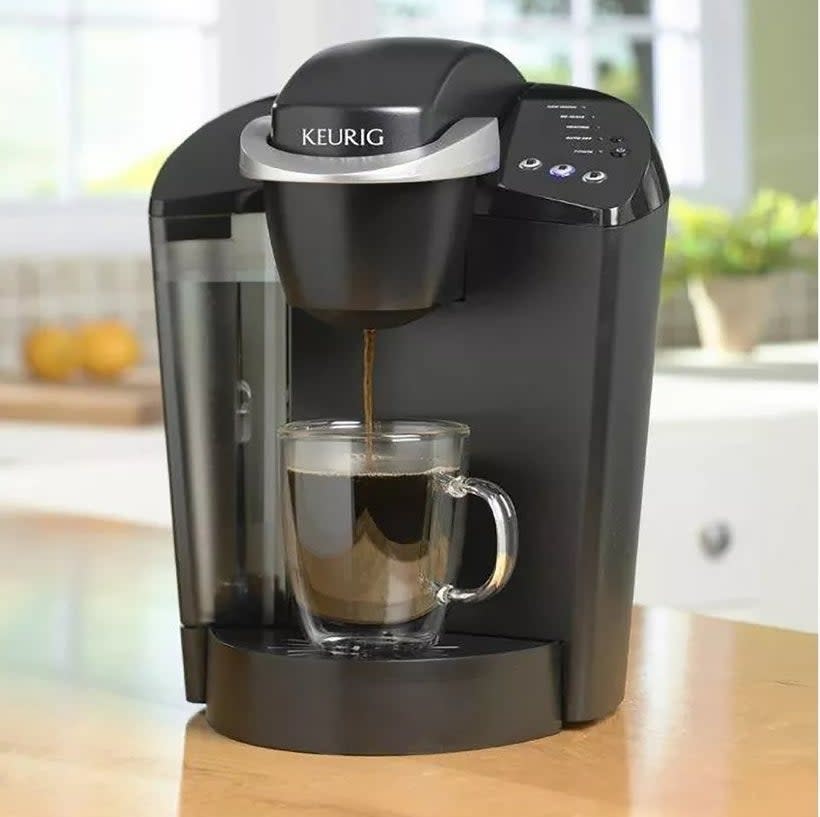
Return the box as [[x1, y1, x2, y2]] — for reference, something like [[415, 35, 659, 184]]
[[150, 37, 669, 754]]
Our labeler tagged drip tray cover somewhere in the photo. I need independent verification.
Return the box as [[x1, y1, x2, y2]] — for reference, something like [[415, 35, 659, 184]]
[[206, 628, 562, 755]]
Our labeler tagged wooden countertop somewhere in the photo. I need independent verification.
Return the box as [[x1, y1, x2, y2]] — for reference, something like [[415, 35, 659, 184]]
[[0, 511, 815, 817]]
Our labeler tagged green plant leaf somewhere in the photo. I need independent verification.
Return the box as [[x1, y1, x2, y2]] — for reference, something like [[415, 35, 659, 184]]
[[664, 190, 818, 281]]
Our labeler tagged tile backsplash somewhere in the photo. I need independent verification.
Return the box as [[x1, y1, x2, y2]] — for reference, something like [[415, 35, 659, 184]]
[[0, 257, 157, 375], [0, 258, 815, 375]]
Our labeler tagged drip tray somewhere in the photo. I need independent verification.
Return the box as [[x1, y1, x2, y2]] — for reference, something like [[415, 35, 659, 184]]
[[206, 628, 562, 755]]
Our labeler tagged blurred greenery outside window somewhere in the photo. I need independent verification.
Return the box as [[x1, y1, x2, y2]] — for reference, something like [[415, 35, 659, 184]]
[[378, 0, 703, 188], [0, 0, 217, 200]]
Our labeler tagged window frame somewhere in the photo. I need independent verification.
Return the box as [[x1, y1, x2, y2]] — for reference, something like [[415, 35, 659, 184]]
[[0, 0, 748, 257], [0, 1, 218, 256]]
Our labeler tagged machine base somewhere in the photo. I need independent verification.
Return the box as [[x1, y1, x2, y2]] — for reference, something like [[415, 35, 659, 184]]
[[206, 628, 562, 755]]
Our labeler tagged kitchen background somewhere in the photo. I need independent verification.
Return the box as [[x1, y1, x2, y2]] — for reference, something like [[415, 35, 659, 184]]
[[0, 0, 816, 631]]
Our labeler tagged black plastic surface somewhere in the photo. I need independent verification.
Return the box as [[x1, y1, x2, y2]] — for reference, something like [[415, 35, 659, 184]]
[[206, 629, 562, 754], [265, 178, 473, 328], [487, 85, 668, 226], [180, 625, 207, 703], [290, 204, 668, 723], [149, 97, 273, 218], [164, 215, 231, 242], [272, 38, 524, 156]]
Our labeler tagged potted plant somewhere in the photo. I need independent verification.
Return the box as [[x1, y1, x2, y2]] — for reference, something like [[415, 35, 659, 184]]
[[664, 191, 817, 354]]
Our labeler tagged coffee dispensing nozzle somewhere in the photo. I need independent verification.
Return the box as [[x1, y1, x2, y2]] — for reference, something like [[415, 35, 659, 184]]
[[238, 38, 525, 329]]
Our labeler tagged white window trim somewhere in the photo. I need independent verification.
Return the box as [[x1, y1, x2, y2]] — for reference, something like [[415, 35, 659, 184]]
[[681, 0, 749, 208], [0, 3, 218, 259], [0, 0, 747, 258]]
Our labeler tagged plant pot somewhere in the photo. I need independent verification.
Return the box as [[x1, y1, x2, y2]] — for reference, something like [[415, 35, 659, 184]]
[[687, 275, 776, 355]]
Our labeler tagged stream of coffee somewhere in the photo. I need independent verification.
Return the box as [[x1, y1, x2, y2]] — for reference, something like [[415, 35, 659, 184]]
[[363, 329, 376, 436]]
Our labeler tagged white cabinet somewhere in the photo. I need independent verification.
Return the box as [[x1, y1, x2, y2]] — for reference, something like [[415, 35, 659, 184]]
[[0, 421, 171, 527], [636, 370, 817, 633]]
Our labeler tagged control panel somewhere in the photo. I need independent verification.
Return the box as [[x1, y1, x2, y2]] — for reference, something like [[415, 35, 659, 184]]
[[496, 85, 660, 225]]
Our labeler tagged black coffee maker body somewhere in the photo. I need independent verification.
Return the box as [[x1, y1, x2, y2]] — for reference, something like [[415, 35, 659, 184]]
[[150, 38, 669, 755]]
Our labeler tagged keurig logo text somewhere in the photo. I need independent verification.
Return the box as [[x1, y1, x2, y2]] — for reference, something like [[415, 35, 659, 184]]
[[301, 128, 385, 148]]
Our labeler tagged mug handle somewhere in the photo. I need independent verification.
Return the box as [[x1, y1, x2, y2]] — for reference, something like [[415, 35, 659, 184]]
[[435, 475, 518, 605]]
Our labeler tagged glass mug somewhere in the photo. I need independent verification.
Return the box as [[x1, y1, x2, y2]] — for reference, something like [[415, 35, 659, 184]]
[[279, 419, 518, 655]]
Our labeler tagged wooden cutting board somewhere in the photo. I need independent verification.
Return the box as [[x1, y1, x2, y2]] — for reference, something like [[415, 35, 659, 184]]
[[0, 369, 163, 426]]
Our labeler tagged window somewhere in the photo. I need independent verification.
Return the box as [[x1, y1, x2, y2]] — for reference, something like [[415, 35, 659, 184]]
[[0, 0, 218, 201], [377, 0, 705, 190], [0, 0, 746, 255]]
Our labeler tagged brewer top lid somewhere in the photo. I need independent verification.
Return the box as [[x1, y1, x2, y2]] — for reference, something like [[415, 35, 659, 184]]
[[269, 37, 525, 158]]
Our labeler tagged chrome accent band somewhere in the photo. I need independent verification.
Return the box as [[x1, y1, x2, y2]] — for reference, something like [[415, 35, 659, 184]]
[[239, 117, 500, 184]]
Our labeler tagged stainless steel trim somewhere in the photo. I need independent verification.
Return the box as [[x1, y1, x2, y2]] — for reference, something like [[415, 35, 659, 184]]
[[239, 117, 500, 184]]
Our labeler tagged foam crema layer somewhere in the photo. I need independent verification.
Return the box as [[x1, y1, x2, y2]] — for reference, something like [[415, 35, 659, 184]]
[[281, 420, 468, 477], [286, 459, 459, 478]]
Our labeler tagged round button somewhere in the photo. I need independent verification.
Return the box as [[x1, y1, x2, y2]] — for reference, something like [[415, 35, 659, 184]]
[[610, 146, 629, 157], [518, 157, 543, 170], [549, 163, 576, 178], [582, 170, 607, 184]]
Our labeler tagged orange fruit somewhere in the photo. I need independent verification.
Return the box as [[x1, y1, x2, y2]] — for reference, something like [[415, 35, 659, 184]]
[[78, 320, 141, 380], [24, 326, 81, 382]]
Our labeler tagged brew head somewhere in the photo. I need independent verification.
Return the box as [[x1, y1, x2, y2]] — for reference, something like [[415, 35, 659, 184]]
[[239, 38, 525, 329]]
